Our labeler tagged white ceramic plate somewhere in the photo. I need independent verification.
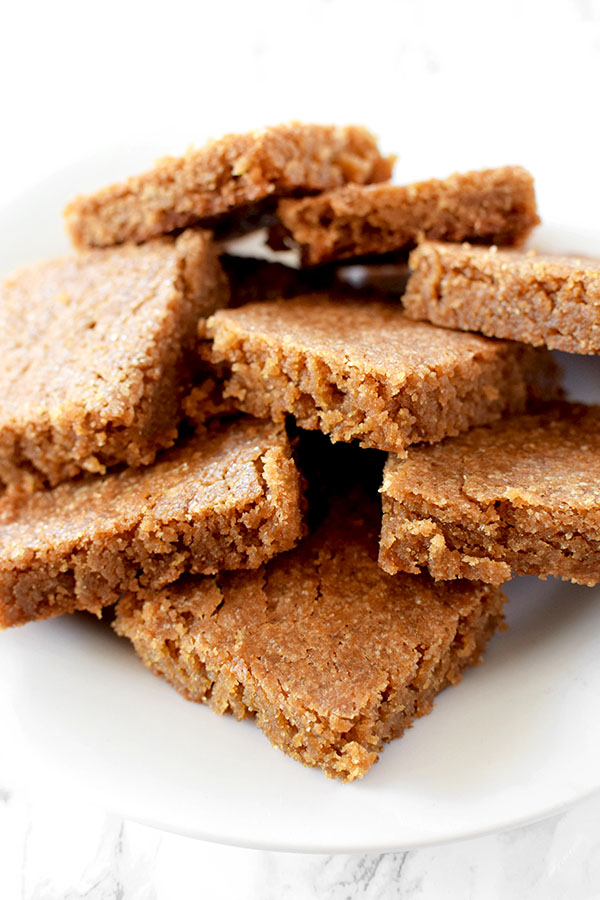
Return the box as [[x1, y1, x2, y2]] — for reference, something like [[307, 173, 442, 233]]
[[1, 152, 600, 853]]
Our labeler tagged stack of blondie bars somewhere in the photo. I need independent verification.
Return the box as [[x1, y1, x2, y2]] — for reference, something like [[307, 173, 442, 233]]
[[1, 123, 599, 781]]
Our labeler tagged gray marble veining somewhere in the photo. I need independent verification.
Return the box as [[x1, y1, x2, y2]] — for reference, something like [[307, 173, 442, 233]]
[[1, 788, 599, 899]]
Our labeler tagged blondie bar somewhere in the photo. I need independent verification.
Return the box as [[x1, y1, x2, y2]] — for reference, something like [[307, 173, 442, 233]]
[[65, 124, 393, 249], [206, 296, 562, 454], [0, 231, 228, 490], [404, 241, 600, 354], [277, 166, 538, 265], [380, 404, 600, 585], [114, 495, 505, 781], [0, 418, 303, 627]]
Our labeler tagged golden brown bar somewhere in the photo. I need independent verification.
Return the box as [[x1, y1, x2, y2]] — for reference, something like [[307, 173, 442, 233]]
[[0, 418, 303, 627], [404, 241, 600, 354], [114, 495, 506, 781], [380, 404, 600, 585], [277, 166, 539, 265], [0, 231, 228, 491], [65, 123, 393, 249], [205, 295, 562, 454]]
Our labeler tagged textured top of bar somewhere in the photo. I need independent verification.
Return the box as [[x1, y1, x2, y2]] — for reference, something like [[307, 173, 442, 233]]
[[207, 294, 548, 383], [404, 241, 600, 354], [206, 295, 561, 453], [383, 403, 600, 520], [0, 230, 228, 487], [114, 494, 505, 778], [0, 417, 300, 566], [65, 123, 393, 248], [277, 166, 539, 264]]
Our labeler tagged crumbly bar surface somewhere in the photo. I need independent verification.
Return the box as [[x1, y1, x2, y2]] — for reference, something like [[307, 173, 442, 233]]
[[0, 418, 303, 628], [404, 241, 600, 354], [65, 123, 393, 249], [114, 496, 505, 781], [206, 295, 562, 454], [181, 378, 241, 427], [0, 231, 228, 491], [277, 166, 539, 265], [380, 404, 600, 585]]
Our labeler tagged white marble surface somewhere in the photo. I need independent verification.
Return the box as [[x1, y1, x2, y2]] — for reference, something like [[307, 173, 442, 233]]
[[2, 785, 600, 898], [3, 0, 600, 895]]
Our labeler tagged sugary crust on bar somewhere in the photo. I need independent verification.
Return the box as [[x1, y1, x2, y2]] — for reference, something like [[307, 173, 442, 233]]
[[0, 231, 228, 491], [0, 418, 303, 627], [380, 404, 600, 585], [277, 166, 539, 265], [114, 496, 506, 781], [404, 241, 600, 354], [205, 295, 562, 454], [65, 124, 393, 249]]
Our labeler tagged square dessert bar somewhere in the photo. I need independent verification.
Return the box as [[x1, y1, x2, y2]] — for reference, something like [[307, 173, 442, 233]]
[[65, 123, 393, 249], [276, 166, 539, 265], [404, 241, 600, 354], [380, 404, 600, 586], [205, 296, 562, 454], [0, 418, 303, 627], [0, 230, 228, 490], [114, 495, 506, 781]]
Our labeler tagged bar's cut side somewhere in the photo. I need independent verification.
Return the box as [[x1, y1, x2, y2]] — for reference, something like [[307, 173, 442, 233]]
[[206, 296, 562, 454], [277, 166, 539, 265], [404, 241, 600, 354], [380, 404, 600, 585], [0, 418, 303, 628], [0, 231, 228, 490], [114, 496, 506, 781], [65, 123, 393, 249]]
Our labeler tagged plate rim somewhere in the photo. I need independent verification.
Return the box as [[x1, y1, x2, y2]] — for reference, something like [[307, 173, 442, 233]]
[[2, 153, 600, 852]]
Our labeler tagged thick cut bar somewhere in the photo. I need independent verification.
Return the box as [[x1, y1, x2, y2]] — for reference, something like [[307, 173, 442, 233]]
[[114, 496, 506, 781], [65, 123, 393, 249], [0, 231, 228, 490], [404, 241, 600, 354], [380, 404, 600, 585], [206, 296, 562, 454], [0, 418, 303, 627], [277, 166, 538, 265]]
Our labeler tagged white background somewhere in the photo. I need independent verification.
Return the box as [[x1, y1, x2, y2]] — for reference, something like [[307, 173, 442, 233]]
[[2, 0, 600, 896], [3, 0, 600, 227]]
